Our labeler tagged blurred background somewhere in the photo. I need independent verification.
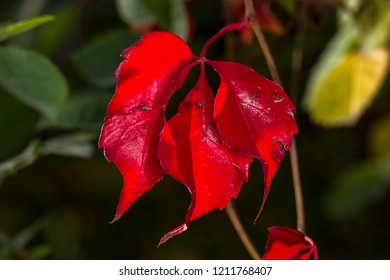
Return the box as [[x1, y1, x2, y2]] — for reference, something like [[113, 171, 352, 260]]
[[0, 0, 389, 259]]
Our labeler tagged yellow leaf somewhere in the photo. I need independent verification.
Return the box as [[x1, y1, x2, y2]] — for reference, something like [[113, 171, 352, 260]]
[[307, 48, 389, 127]]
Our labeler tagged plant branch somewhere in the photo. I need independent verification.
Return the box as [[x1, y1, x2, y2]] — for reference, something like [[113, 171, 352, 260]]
[[288, 2, 309, 233], [243, 0, 306, 233], [226, 202, 262, 260], [290, 139, 305, 233], [289, 2, 308, 105], [243, 0, 281, 84], [221, 0, 262, 260]]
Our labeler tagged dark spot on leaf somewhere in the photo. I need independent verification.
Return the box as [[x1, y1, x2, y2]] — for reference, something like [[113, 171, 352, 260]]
[[203, 124, 214, 134], [196, 102, 202, 108], [274, 139, 287, 152], [140, 102, 152, 110]]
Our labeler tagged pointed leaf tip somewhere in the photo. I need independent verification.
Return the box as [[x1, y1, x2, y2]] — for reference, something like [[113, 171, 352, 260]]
[[158, 224, 188, 247], [208, 60, 297, 219], [109, 213, 122, 224]]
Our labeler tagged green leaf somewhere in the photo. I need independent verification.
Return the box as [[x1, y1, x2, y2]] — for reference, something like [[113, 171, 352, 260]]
[[53, 89, 112, 130], [142, 0, 171, 27], [41, 133, 96, 159], [362, 1, 390, 49], [275, 0, 296, 15], [169, 0, 189, 41], [0, 15, 54, 42], [116, 0, 157, 25], [0, 220, 48, 259], [29, 245, 51, 260], [0, 46, 69, 120], [0, 88, 39, 160], [34, 3, 79, 55], [0, 140, 41, 186], [325, 155, 390, 220], [304, 47, 389, 127], [115, 0, 189, 40], [71, 30, 138, 88]]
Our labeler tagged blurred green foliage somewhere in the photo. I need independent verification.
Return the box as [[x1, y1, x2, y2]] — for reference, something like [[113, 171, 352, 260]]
[[0, 0, 389, 260]]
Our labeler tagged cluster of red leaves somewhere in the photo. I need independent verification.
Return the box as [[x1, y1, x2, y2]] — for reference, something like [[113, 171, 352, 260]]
[[99, 26, 298, 246]]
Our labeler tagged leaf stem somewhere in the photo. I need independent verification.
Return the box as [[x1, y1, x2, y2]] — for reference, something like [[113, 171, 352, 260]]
[[243, 0, 306, 233], [225, 202, 262, 260], [243, 0, 281, 84], [200, 19, 248, 58], [290, 139, 305, 233]]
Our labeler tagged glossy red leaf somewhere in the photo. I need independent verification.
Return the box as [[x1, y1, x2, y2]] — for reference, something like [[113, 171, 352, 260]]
[[263, 226, 319, 260], [158, 72, 252, 245], [208, 60, 298, 219], [99, 31, 195, 220], [107, 31, 195, 114]]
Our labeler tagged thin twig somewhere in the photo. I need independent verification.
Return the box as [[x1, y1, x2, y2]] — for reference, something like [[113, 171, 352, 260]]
[[222, 0, 262, 260], [290, 139, 305, 233], [243, 0, 281, 84], [243, 0, 306, 233], [226, 202, 262, 260], [289, 2, 308, 105], [288, 2, 309, 233]]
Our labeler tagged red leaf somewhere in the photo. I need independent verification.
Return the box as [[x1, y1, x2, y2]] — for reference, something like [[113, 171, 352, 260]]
[[208, 60, 297, 219], [107, 31, 195, 114], [263, 226, 319, 260], [99, 31, 195, 220], [158, 72, 252, 245]]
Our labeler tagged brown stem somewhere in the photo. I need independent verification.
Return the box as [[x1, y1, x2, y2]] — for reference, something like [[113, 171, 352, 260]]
[[243, 0, 306, 233], [290, 138, 305, 233], [288, 3, 309, 233], [289, 2, 308, 105], [226, 202, 262, 260], [243, 0, 281, 84], [222, 0, 262, 260]]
